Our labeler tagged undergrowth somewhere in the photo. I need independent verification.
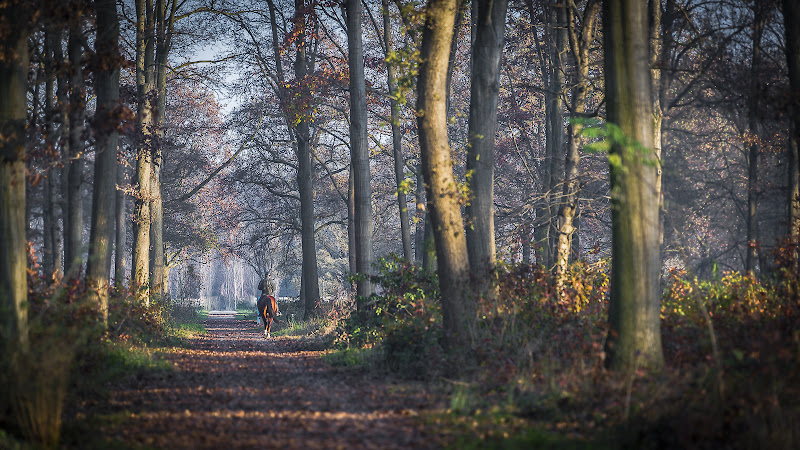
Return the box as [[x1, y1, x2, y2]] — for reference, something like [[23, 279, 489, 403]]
[[0, 250, 207, 449], [329, 240, 800, 448]]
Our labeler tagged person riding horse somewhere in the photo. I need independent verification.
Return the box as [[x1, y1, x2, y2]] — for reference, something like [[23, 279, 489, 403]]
[[257, 277, 278, 339]]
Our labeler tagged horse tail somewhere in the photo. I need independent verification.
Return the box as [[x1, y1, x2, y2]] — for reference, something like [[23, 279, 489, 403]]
[[266, 295, 276, 319]]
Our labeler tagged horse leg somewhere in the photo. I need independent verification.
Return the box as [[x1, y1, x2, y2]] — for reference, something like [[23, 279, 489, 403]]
[[266, 317, 272, 339]]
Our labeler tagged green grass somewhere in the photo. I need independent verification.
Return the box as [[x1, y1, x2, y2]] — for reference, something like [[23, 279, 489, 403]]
[[91, 341, 171, 385], [323, 346, 381, 368], [172, 322, 206, 339]]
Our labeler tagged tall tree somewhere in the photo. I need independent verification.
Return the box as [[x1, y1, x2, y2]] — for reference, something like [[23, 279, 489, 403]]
[[465, 0, 508, 299], [417, 0, 473, 370], [64, 6, 86, 276], [115, 160, 128, 287], [745, 3, 766, 276], [149, 0, 179, 300], [784, 0, 800, 260], [603, 0, 664, 370], [0, 0, 32, 350], [346, 0, 374, 300], [133, 0, 154, 302], [42, 25, 63, 278], [86, 0, 120, 327], [382, 0, 414, 263], [268, 0, 322, 318], [554, 0, 600, 290]]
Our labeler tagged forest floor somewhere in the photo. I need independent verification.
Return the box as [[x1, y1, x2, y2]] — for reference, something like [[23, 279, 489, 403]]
[[68, 318, 452, 449]]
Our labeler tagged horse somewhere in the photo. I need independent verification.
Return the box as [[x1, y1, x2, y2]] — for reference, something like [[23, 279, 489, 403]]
[[257, 294, 278, 338]]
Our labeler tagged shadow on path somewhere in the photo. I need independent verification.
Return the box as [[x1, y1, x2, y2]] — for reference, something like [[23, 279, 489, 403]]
[[78, 319, 443, 449]]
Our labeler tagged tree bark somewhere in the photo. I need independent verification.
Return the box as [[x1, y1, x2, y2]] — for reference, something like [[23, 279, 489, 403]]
[[603, 0, 664, 371], [65, 15, 86, 277], [149, 0, 176, 300], [293, 0, 322, 319], [86, 0, 120, 327], [382, 0, 413, 263], [346, 0, 374, 300], [648, 0, 664, 260], [417, 0, 473, 371], [115, 160, 128, 287], [43, 27, 61, 278], [465, 0, 508, 300], [745, 6, 765, 276], [536, 1, 565, 268], [555, 0, 599, 291], [784, 0, 800, 265], [133, 0, 155, 303], [0, 1, 31, 350], [414, 165, 428, 265], [348, 168, 357, 276]]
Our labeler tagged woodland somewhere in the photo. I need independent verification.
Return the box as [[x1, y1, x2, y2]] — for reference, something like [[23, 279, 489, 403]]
[[0, 0, 799, 448]]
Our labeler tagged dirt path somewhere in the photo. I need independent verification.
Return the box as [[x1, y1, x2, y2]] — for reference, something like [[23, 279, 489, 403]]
[[80, 319, 447, 449]]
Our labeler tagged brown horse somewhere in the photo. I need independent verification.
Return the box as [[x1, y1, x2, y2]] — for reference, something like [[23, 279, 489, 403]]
[[257, 294, 278, 338]]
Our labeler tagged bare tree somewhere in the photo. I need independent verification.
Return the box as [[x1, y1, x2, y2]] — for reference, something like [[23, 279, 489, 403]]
[[465, 0, 508, 300], [346, 0, 374, 300]]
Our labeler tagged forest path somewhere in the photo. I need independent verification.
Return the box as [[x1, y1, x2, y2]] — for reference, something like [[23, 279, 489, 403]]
[[81, 318, 446, 449]]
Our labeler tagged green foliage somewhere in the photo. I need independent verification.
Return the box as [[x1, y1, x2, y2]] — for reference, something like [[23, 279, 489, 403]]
[[575, 118, 658, 169], [334, 255, 443, 377]]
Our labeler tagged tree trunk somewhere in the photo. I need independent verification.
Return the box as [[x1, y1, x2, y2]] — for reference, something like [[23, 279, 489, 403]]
[[86, 0, 120, 327], [745, 7, 765, 276], [0, 1, 31, 350], [149, 0, 175, 300], [382, 0, 413, 263], [294, 1, 321, 319], [414, 165, 427, 264], [43, 28, 59, 277], [346, 0, 374, 301], [115, 160, 128, 287], [784, 0, 800, 265], [538, 1, 566, 268], [555, 0, 599, 291], [648, 0, 664, 260], [265, 0, 321, 318], [417, 0, 473, 371], [133, 0, 155, 303], [465, 0, 507, 300], [348, 168, 357, 276], [603, 0, 664, 371], [65, 17, 86, 277]]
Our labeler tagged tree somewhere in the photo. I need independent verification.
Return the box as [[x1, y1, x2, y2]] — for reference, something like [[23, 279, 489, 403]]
[[745, 1, 767, 276], [346, 0, 374, 300], [381, 0, 414, 263], [0, 0, 32, 349], [133, 0, 154, 302], [417, 0, 473, 370], [64, 5, 86, 277], [86, 0, 120, 327], [554, 0, 601, 290], [465, 0, 508, 299], [603, 0, 664, 370], [785, 0, 800, 260]]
